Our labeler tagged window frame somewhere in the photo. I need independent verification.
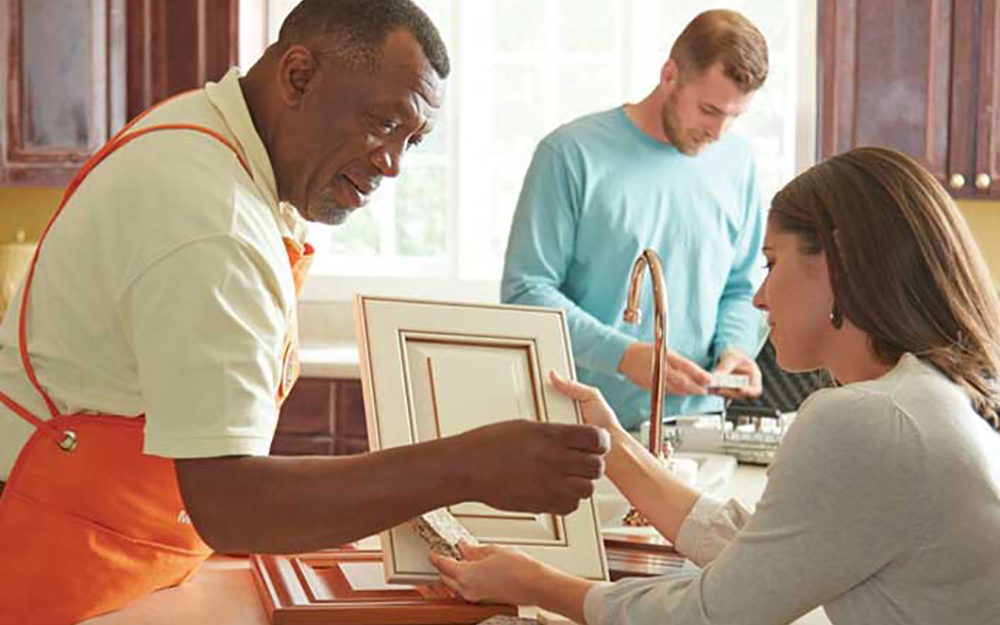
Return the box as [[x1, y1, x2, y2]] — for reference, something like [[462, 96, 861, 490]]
[[240, 0, 819, 305]]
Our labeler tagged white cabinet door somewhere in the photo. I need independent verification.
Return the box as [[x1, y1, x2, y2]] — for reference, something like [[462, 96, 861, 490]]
[[354, 295, 608, 584]]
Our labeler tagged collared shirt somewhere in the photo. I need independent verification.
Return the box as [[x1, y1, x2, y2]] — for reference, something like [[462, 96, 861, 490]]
[[0, 68, 308, 478]]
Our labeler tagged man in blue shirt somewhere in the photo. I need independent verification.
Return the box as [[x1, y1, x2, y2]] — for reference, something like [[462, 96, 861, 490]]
[[502, 10, 769, 430]]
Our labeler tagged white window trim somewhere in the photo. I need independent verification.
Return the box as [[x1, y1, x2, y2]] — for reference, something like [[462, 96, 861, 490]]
[[796, 0, 818, 172]]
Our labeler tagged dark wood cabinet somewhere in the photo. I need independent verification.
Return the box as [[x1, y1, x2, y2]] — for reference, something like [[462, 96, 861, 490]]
[[0, 0, 238, 186], [0, 0, 126, 185], [819, 0, 1000, 199], [126, 0, 239, 120], [971, 0, 1000, 196], [272, 379, 370, 457]]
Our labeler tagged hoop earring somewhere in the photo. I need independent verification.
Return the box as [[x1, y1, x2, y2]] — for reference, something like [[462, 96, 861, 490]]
[[830, 303, 844, 329]]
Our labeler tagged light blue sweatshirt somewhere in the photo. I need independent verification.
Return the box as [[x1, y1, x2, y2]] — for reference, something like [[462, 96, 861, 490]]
[[501, 107, 766, 429]]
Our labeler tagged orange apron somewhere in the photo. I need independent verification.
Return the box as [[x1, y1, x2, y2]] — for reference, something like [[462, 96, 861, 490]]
[[0, 107, 313, 624]]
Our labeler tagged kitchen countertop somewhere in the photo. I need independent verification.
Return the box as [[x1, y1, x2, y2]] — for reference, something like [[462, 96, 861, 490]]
[[299, 340, 361, 379], [82, 464, 831, 625]]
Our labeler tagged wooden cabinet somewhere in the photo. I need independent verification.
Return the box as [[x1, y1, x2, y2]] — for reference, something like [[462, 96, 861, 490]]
[[126, 0, 238, 120], [818, 0, 1000, 199], [272, 379, 370, 457], [0, 0, 126, 185], [0, 0, 238, 186], [970, 0, 1000, 197]]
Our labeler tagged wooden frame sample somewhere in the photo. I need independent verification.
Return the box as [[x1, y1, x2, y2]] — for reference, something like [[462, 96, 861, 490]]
[[602, 533, 689, 580], [250, 549, 517, 624], [354, 295, 608, 584]]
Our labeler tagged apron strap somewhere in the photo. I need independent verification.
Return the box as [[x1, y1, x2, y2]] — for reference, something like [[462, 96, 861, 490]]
[[6, 118, 252, 446]]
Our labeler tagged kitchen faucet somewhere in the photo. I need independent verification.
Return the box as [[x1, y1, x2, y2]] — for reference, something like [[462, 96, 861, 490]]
[[622, 249, 670, 526]]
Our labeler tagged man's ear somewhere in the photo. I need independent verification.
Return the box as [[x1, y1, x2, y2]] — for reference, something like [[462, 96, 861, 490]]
[[277, 45, 321, 108], [660, 58, 681, 93]]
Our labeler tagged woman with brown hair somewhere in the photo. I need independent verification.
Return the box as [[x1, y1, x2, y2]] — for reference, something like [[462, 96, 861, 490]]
[[431, 147, 1000, 624]]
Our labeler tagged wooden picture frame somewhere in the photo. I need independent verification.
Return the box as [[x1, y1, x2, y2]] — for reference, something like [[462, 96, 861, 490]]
[[249, 542, 687, 624], [250, 549, 518, 624], [354, 295, 608, 584]]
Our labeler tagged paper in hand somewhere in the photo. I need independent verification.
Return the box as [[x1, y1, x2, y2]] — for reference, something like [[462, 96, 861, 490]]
[[709, 372, 750, 390]]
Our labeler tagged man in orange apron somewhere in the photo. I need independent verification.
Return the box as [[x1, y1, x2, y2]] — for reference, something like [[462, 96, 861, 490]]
[[0, 1, 609, 623]]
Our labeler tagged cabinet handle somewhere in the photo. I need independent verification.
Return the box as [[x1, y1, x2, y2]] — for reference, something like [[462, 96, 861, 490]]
[[975, 173, 991, 190], [949, 173, 966, 189]]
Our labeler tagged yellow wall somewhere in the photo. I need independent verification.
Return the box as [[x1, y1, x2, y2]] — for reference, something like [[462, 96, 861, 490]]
[[0, 188, 998, 286], [0, 188, 62, 242], [957, 199, 1000, 287]]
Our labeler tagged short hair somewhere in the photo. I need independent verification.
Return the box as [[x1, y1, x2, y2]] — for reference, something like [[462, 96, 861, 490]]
[[670, 9, 768, 93], [278, 0, 450, 79]]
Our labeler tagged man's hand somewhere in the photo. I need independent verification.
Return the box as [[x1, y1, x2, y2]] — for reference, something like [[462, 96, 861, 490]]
[[459, 420, 610, 516], [711, 347, 763, 400], [618, 341, 713, 396]]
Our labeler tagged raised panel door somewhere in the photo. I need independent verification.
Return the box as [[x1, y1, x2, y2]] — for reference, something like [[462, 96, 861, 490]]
[[126, 0, 239, 119], [354, 295, 607, 585], [0, 0, 126, 185], [818, 0, 954, 185], [973, 0, 1000, 197]]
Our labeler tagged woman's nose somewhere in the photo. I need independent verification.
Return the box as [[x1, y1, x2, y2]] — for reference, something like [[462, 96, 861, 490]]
[[752, 283, 767, 311]]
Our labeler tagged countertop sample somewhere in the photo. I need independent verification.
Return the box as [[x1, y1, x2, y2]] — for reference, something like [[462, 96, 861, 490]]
[[82, 465, 831, 625]]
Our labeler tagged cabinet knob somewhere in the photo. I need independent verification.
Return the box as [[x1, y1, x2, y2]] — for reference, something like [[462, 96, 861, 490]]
[[949, 173, 966, 189], [975, 173, 991, 190]]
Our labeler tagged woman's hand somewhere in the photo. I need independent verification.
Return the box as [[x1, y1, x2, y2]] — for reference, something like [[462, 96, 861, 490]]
[[429, 541, 542, 605], [548, 370, 626, 436]]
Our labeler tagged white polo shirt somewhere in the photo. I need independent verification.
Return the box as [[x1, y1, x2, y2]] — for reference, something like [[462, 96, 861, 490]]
[[0, 69, 308, 479]]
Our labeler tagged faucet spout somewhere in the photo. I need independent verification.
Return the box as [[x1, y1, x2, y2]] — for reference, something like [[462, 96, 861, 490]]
[[623, 249, 669, 460]]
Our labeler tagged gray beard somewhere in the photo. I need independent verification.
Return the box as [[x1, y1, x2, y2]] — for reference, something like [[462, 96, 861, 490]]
[[308, 187, 353, 226]]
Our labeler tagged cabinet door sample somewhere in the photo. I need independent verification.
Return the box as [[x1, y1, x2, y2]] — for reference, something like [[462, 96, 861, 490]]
[[251, 550, 518, 624], [354, 295, 608, 584]]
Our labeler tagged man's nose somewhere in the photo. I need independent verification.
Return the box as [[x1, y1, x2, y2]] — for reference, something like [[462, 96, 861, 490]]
[[706, 117, 726, 141], [372, 142, 404, 178]]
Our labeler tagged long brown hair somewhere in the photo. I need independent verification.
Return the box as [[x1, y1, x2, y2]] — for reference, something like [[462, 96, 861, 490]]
[[770, 147, 1000, 429]]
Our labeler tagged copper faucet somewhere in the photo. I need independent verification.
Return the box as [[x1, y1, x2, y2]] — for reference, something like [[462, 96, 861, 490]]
[[622, 249, 669, 526], [623, 249, 670, 460]]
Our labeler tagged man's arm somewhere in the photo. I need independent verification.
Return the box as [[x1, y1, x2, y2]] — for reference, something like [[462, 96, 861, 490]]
[[711, 158, 767, 397], [503, 141, 714, 396], [176, 419, 609, 554], [126, 235, 608, 554], [501, 141, 635, 378]]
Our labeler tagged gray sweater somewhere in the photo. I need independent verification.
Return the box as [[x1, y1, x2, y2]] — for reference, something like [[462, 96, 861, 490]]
[[585, 354, 1000, 624]]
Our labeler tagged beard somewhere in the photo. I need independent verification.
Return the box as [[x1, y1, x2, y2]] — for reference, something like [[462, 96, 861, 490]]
[[660, 93, 710, 156], [303, 186, 354, 226]]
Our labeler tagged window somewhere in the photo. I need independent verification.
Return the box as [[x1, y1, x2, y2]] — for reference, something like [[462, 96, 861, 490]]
[[240, 0, 816, 301]]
